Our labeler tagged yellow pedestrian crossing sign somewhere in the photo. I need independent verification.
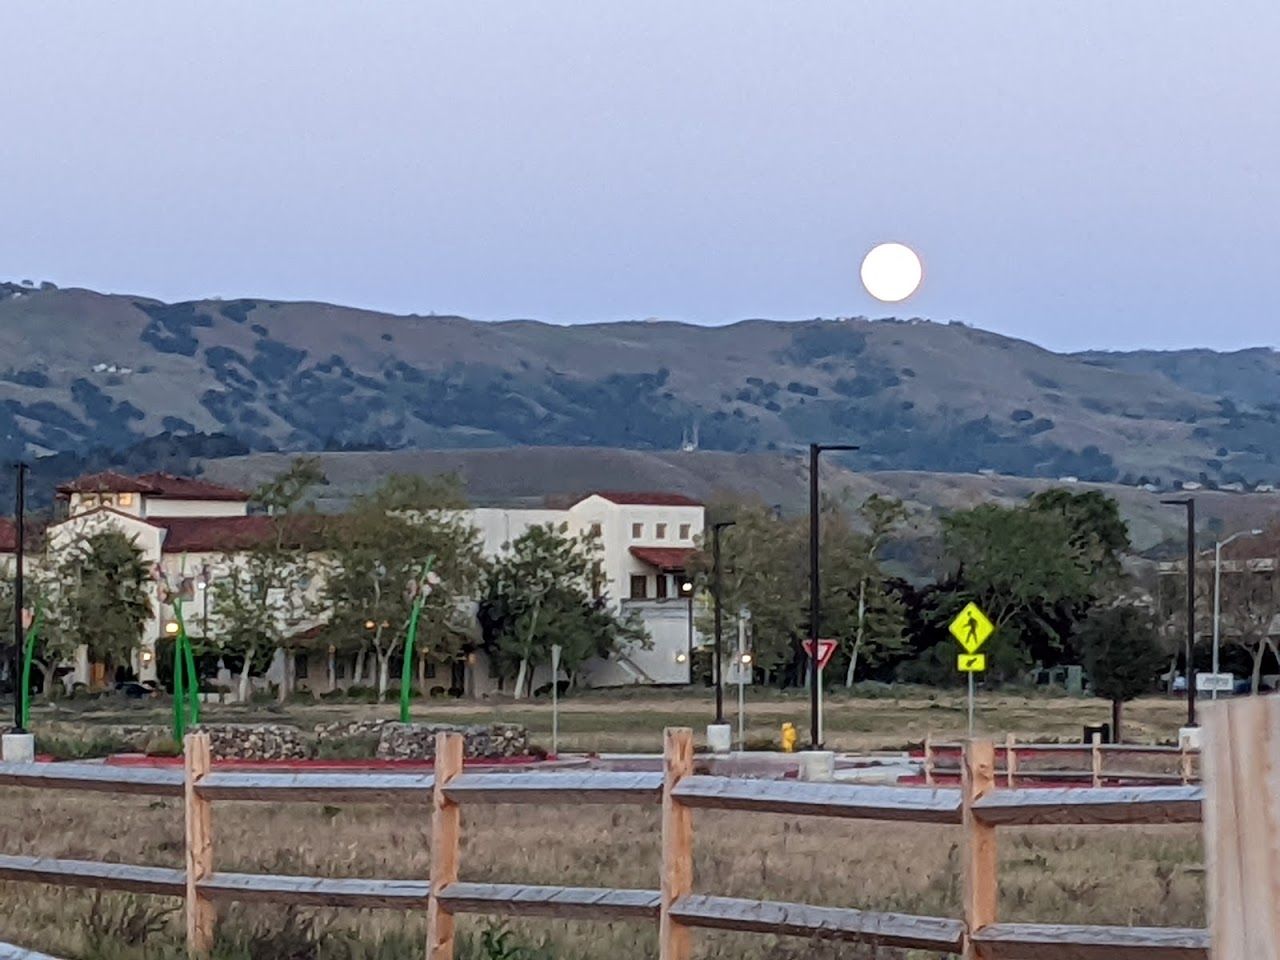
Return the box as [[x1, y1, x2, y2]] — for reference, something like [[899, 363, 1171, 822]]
[[949, 602, 994, 654], [957, 653, 987, 673]]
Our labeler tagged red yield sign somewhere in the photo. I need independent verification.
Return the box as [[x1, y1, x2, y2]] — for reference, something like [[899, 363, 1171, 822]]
[[802, 638, 839, 672]]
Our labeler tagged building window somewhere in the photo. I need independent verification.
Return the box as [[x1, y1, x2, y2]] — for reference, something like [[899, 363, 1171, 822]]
[[629, 574, 648, 599], [101, 494, 115, 507], [118, 493, 134, 507], [335, 659, 346, 680], [655, 523, 667, 540], [655, 574, 669, 600], [82, 495, 98, 507], [591, 522, 602, 538], [631, 522, 644, 539], [679, 523, 691, 540], [294, 652, 309, 680], [425, 660, 437, 679]]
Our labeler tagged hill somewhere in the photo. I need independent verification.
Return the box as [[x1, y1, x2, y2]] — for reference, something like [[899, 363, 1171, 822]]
[[2, 280, 1277, 486], [198, 447, 1280, 557]]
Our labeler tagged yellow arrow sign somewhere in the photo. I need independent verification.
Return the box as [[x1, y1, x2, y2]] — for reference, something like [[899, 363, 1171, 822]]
[[949, 602, 994, 654], [957, 653, 987, 673]]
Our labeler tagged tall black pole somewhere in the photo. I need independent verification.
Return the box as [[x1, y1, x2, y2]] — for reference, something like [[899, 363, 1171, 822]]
[[13, 462, 26, 733], [808, 444, 820, 748], [1162, 496, 1197, 727], [712, 521, 735, 725], [1185, 498, 1197, 727]]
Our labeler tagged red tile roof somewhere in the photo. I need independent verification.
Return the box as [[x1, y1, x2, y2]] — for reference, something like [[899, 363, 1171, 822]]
[[584, 492, 703, 507], [57, 471, 250, 502], [629, 546, 697, 571], [136, 473, 251, 502], [159, 515, 324, 553], [57, 471, 159, 496]]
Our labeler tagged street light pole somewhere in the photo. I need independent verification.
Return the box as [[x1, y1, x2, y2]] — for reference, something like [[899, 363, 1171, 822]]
[[12, 462, 26, 733], [680, 577, 694, 683], [712, 521, 735, 725], [1212, 528, 1264, 700], [809, 442, 858, 749], [1162, 497, 1197, 726]]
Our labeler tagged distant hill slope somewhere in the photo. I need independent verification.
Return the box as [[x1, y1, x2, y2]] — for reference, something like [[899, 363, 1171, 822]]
[[2, 280, 1277, 485], [199, 446, 1280, 556]]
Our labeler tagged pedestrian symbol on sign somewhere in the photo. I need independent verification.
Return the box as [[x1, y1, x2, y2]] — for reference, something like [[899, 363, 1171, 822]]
[[949, 602, 994, 654]]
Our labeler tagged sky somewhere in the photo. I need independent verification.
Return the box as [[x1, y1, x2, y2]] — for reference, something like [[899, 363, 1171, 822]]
[[2, 2, 1277, 352]]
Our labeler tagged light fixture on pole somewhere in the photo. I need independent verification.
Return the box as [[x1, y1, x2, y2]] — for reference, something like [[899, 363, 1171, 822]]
[[1162, 497, 1197, 727], [680, 576, 694, 683], [809, 443, 858, 749], [711, 520, 735, 725], [1213, 527, 1264, 700]]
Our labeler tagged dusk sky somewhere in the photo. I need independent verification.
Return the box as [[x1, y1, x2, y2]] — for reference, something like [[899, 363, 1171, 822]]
[[4, 2, 1276, 352]]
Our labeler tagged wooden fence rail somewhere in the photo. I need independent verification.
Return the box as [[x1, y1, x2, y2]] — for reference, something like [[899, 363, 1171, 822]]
[[923, 734, 1201, 788], [0, 731, 1216, 959]]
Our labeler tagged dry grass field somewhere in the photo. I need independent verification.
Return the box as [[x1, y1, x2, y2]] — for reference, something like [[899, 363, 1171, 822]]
[[0, 690, 1206, 959]]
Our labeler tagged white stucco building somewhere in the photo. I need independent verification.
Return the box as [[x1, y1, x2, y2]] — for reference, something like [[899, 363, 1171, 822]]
[[19, 473, 706, 694], [471, 491, 706, 687]]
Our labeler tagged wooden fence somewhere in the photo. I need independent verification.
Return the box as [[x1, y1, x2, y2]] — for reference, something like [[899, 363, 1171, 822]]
[[924, 733, 1199, 788], [0, 729, 1215, 959]]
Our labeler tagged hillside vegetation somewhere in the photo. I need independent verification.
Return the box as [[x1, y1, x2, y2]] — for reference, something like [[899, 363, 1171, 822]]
[[3, 281, 1278, 487]]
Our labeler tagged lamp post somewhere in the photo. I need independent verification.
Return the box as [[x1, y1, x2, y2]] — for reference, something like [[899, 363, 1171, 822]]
[[711, 520, 735, 725], [809, 443, 858, 748], [1213, 527, 1264, 699], [12, 462, 26, 733], [1162, 497, 1197, 726], [680, 576, 694, 683]]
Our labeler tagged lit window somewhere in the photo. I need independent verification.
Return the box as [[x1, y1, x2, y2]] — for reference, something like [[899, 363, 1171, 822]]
[[82, 495, 98, 507], [655, 523, 667, 540], [631, 522, 644, 539], [679, 523, 691, 540], [101, 495, 115, 507], [119, 493, 134, 507]]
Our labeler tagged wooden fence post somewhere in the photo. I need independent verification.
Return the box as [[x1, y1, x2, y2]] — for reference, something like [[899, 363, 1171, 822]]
[[1004, 734, 1016, 789], [962, 739, 996, 960], [183, 732, 214, 959], [427, 732, 464, 960], [659, 727, 694, 960], [1202, 697, 1280, 959], [1091, 732, 1103, 788], [924, 734, 935, 786], [1180, 738, 1194, 785]]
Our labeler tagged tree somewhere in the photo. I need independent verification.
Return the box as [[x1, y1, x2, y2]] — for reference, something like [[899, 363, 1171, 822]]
[[687, 496, 906, 688], [1076, 603, 1165, 742], [321, 474, 485, 700], [46, 529, 151, 687], [938, 493, 1130, 679], [208, 458, 324, 702], [478, 522, 644, 697]]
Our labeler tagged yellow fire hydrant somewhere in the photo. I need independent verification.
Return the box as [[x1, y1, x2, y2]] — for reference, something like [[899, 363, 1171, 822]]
[[780, 722, 798, 753]]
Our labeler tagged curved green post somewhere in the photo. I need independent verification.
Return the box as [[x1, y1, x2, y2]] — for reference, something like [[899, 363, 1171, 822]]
[[172, 628, 185, 741], [19, 605, 43, 729], [399, 557, 435, 724]]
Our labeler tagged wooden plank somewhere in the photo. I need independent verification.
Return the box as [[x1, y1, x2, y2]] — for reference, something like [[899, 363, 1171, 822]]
[[444, 771, 662, 806], [972, 921, 1208, 959], [198, 771, 432, 804], [438, 883, 660, 920], [427, 732, 464, 960], [0, 854, 186, 897], [963, 739, 997, 960], [670, 894, 965, 952], [660, 727, 694, 960], [1202, 697, 1280, 959], [973, 787, 1203, 827], [184, 733, 215, 958], [0, 941, 69, 960], [1091, 733, 1103, 789], [1005, 734, 1017, 789], [200, 872, 429, 908], [0, 762, 183, 797], [673, 776, 963, 824]]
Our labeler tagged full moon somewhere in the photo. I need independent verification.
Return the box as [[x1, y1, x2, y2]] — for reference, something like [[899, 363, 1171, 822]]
[[860, 243, 923, 303]]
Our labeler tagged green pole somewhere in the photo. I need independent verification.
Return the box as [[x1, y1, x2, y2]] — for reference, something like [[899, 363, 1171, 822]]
[[175, 600, 200, 729], [399, 558, 435, 724], [400, 600, 424, 723], [19, 606, 42, 729]]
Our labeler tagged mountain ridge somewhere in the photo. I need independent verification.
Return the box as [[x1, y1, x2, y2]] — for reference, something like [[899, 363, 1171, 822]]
[[2, 280, 1276, 487]]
